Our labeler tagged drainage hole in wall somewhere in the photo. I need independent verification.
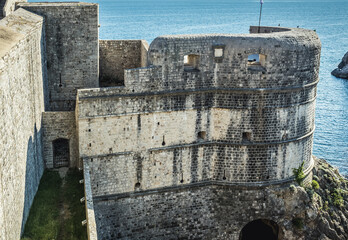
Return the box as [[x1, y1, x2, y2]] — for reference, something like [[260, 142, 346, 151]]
[[135, 182, 141, 188], [197, 131, 206, 140]]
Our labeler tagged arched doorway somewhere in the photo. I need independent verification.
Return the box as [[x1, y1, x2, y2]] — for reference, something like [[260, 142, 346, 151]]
[[53, 138, 70, 168], [239, 219, 279, 240]]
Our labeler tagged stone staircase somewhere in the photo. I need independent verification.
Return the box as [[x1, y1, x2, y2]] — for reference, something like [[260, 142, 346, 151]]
[[0, 0, 6, 19]]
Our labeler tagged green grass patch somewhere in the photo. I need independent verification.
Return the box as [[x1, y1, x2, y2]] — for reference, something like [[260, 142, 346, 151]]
[[22, 169, 87, 240], [60, 169, 87, 240], [22, 170, 62, 240]]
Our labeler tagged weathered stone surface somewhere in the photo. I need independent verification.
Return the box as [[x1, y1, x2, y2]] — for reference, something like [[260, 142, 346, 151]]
[[0, 0, 26, 19], [1, 4, 346, 239], [332, 51, 348, 79], [99, 40, 148, 87], [42, 111, 79, 168], [77, 26, 328, 239], [0, 8, 46, 240], [90, 157, 348, 240], [17, 2, 99, 111], [78, 27, 321, 198]]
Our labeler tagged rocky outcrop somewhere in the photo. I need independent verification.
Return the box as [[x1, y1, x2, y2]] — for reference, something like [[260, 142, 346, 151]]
[[332, 51, 348, 79], [282, 156, 348, 239]]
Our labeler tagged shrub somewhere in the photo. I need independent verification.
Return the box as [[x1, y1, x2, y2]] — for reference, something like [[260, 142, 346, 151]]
[[332, 188, 344, 207], [293, 162, 305, 186], [292, 217, 304, 230], [312, 180, 320, 189]]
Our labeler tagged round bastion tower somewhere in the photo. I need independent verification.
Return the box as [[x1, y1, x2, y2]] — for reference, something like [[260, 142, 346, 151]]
[[78, 26, 321, 240], [145, 26, 321, 184]]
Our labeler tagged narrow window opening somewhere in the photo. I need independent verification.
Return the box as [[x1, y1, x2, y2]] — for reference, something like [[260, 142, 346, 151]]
[[88, 143, 92, 147], [242, 132, 252, 142], [197, 131, 206, 140], [184, 54, 200, 72], [180, 173, 184, 183], [162, 136, 166, 146], [88, 129, 91, 132], [59, 73, 63, 87], [223, 170, 226, 180]]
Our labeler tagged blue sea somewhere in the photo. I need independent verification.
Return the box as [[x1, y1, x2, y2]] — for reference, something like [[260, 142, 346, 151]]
[[32, 0, 348, 176]]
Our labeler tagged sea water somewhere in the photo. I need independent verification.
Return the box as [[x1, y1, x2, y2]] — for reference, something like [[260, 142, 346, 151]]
[[32, 0, 348, 176]]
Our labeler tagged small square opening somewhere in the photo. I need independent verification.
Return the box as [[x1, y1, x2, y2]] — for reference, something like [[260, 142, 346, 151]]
[[184, 54, 200, 72], [214, 48, 223, 58], [197, 131, 206, 140]]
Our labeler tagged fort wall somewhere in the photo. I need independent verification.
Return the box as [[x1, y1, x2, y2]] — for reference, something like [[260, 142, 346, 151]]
[[17, 2, 99, 111], [0, 9, 46, 240], [99, 40, 148, 87], [77, 29, 320, 198], [76, 28, 321, 238], [93, 182, 308, 240], [0, 0, 26, 19]]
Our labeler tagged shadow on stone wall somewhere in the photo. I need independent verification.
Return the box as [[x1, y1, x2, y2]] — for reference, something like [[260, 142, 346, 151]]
[[20, 124, 45, 235]]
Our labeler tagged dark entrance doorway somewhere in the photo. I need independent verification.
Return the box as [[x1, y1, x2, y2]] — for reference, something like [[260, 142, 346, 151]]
[[239, 219, 279, 240], [53, 138, 70, 168]]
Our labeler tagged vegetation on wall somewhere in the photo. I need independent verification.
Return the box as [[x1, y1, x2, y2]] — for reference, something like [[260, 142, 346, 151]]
[[292, 161, 305, 186]]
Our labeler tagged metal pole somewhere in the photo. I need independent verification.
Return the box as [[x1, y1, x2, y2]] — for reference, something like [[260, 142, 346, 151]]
[[258, 3, 263, 33]]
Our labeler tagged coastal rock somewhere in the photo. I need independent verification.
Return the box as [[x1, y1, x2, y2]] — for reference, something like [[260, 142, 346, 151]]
[[332, 51, 348, 79]]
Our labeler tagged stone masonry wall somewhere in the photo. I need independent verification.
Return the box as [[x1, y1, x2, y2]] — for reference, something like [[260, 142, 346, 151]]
[[17, 2, 99, 111], [79, 106, 315, 196], [78, 28, 321, 199], [0, 0, 26, 19], [0, 9, 46, 240], [42, 111, 79, 168], [92, 182, 310, 240], [99, 40, 148, 87], [78, 28, 321, 238]]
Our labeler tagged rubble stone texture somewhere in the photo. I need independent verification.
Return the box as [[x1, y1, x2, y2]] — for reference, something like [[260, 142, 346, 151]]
[[331, 51, 348, 79], [0, 2, 346, 240]]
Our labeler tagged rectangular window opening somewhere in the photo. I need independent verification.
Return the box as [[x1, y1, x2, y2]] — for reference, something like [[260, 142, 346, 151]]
[[242, 132, 252, 142], [184, 54, 200, 72], [214, 48, 223, 58], [248, 54, 266, 66]]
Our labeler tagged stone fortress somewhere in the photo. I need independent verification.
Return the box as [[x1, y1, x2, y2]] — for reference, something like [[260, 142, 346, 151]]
[[0, 1, 327, 240]]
